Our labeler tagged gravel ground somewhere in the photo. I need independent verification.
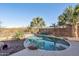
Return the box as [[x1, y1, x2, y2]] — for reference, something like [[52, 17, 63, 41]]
[[0, 39, 25, 56]]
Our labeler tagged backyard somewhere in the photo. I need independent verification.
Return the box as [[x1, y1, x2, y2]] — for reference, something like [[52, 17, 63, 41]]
[[0, 3, 79, 56]]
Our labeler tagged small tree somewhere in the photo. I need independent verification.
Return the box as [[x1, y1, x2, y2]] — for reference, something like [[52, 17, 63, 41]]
[[14, 31, 24, 40]]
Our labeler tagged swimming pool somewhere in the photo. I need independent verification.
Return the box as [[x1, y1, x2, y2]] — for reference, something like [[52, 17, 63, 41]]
[[24, 35, 70, 51]]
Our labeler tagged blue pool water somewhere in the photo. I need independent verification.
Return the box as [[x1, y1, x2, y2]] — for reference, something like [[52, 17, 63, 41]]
[[24, 35, 70, 51]]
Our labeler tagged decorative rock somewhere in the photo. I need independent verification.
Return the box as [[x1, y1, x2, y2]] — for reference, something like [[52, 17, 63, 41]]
[[28, 45, 38, 50], [0, 42, 5, 50], [2, 44, 8, 50]]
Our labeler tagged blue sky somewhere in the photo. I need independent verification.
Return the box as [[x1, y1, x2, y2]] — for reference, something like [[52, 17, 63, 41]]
[[0, 3, 77, 28]]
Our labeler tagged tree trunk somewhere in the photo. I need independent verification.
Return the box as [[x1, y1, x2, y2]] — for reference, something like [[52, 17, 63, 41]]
[[72, 24, 78, 39], [74, 24, 78, 39]]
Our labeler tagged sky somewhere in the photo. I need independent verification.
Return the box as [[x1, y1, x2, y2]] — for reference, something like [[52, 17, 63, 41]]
[[0, 3, 77, 28]]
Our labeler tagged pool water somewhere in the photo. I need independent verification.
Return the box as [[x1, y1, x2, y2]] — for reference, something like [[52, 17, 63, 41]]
[[24, 35, 70, 51]]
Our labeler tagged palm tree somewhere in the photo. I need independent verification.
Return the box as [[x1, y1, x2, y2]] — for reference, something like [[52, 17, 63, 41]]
[[29, 17, 46, 33], [30, 17, 45, 28], [72, 4, 79, 38], [58, 14, 66, 26], [58, 5, 79, 38]]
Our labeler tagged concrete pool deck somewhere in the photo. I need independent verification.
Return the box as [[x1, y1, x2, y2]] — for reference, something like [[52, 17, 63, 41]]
[[10, 39, 79, 56]]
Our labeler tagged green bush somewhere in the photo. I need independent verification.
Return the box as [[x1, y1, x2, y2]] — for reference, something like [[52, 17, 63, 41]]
[[14, 31, 24, 40]]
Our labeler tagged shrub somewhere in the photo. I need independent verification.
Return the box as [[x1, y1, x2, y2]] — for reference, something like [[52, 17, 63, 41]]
[[14, 31, 24, 40]]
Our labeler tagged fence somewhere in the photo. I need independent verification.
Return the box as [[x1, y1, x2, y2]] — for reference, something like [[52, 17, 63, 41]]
[[39, 25, 79, 37]]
